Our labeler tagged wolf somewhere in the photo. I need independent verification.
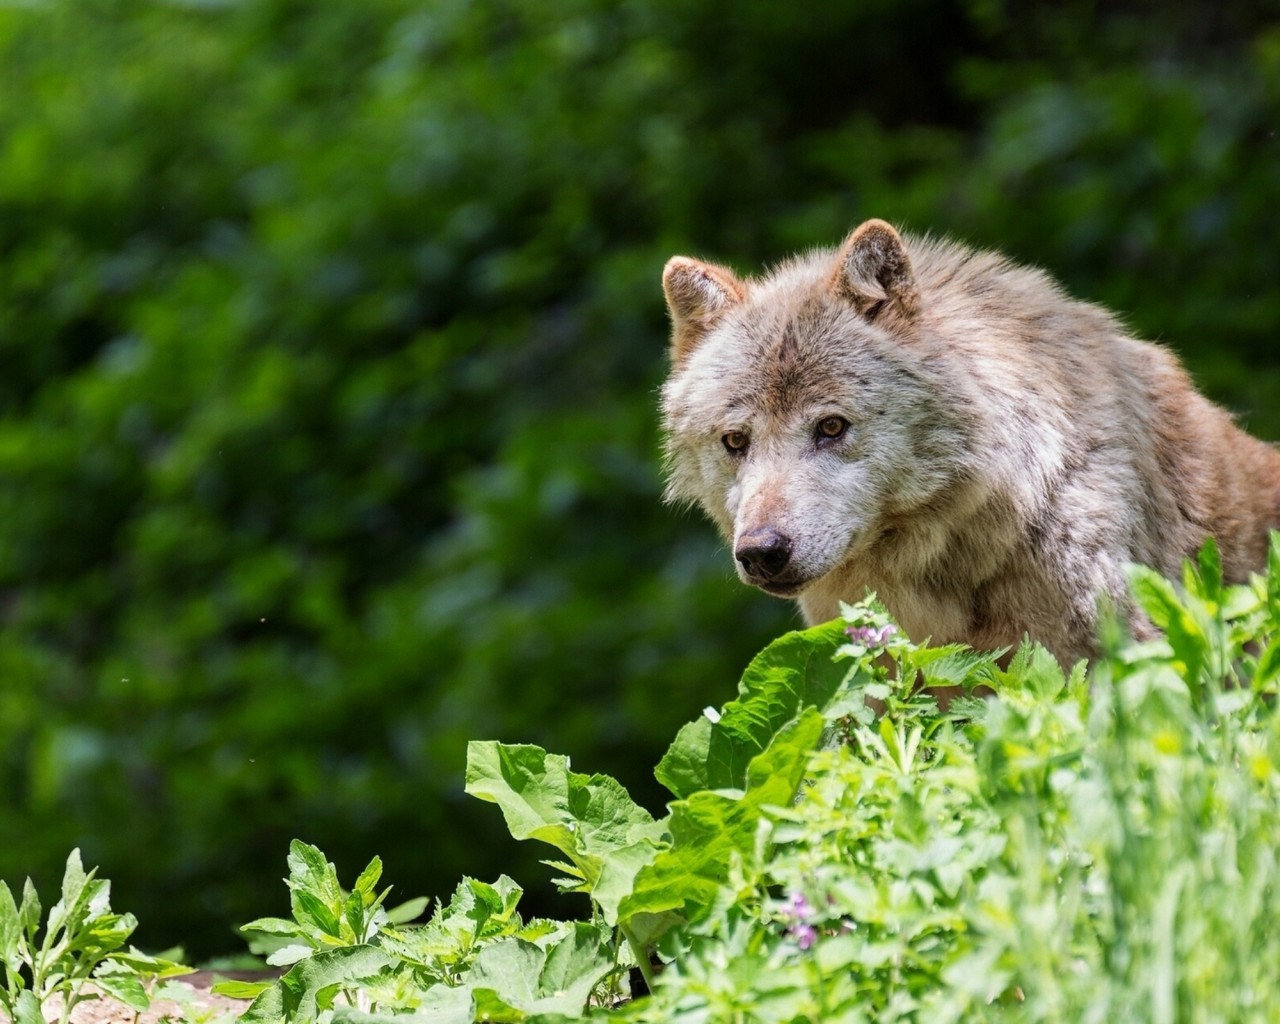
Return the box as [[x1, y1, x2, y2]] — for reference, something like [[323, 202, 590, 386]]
[[660, 219, 1280, 666]]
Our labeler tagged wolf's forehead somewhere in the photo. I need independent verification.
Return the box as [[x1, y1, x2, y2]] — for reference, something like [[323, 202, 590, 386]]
[[711, 302, 862, 416]]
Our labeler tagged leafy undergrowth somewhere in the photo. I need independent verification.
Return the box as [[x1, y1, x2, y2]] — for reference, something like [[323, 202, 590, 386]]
[[10, 535, 1280, 1022], [0, 851, 191, 1024]]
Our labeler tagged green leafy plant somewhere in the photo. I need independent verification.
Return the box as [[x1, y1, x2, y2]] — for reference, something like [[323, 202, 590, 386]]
[[0, 849, 190, 1024], [212, 534, 1280, 1022], [6, 537, 1279, 1022]]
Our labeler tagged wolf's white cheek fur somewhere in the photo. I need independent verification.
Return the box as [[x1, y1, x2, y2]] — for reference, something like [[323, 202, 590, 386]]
[[787, 459, 876, 577], [730, 453, 874, 584]]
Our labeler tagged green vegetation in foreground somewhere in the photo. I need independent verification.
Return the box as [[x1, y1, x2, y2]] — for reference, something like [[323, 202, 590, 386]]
[[8, 535, 1280, 1022], [0, 850, 191, 1024]]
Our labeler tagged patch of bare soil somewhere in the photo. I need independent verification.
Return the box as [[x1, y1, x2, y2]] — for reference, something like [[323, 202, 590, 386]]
[[4, 973, 254, 1024]]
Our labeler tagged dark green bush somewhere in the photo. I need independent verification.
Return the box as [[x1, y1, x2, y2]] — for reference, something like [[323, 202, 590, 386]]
[[0, 0, 1276, 954]]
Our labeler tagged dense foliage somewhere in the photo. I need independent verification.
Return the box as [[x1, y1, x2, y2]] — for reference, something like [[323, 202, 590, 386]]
[[1, 0, 1277, 953], [196, 538, 1280, 1021]]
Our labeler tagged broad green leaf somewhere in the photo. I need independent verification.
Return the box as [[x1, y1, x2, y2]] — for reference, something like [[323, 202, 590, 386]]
[[286, 842, 344, 918], [471, 986, 527, 1022], [622, 710, 824, 925], [471, 875, 522, 927], [656, 620, 850, 799], [238, 982, 287, 1024], [534, 922, 614, 1011], [13, 990, 42, 1024], [77, 908, 137, 952], [465, 743, 667, 924], [465, 743, 660, 855], [276, 945, 393, 1021], [293, 890, 341, 939], [93, 970, 150, 1011], [616, 792, 739, 922], [467, 923, 613, 1018], [267, 943, 315, 967]]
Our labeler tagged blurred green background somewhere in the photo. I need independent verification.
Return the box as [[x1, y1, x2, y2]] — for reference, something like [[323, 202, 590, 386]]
[[1, 0, 1277, 956]]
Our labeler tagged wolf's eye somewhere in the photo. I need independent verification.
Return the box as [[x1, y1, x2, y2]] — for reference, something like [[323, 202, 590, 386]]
[[722, 430, 749, 454], [815, 416, 849, 442]]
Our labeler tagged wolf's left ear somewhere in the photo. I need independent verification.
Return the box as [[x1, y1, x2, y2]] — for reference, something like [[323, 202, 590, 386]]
[[831, 219, 921, 322], [663, 256, 746, 365]]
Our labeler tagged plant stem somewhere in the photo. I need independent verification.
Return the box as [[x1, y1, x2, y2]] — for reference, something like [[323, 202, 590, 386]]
[[620, 923, 658, 996]]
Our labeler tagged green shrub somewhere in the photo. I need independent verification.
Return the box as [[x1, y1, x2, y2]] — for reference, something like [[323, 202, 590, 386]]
[[209, 537, 1280, 1022]]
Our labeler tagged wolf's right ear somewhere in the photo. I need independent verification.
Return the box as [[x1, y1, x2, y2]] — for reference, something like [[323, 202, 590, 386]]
[[831, 219, 921, 323], [663, 256, 746, 365]]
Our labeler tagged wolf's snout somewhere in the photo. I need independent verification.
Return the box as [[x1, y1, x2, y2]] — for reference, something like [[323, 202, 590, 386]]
[[735, 528, 792, 581]]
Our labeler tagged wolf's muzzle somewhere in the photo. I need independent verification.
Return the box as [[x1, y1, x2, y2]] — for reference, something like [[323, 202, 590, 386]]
[[735, 527, 792, 582]]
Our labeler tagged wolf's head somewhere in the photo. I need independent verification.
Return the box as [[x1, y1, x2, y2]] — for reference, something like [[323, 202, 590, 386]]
[[660, 219, 971, 602]]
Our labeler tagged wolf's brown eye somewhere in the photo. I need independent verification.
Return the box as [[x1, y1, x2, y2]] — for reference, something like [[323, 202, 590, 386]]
[[816, 416, 848, 441], [722, 430, 749, 453]]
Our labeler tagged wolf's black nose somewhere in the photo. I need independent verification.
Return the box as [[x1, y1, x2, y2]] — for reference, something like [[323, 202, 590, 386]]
[[735, 529, 792, 580]]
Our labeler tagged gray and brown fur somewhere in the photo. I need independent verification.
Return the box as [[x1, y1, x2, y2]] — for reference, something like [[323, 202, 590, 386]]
[[661, 219, 1280, 666]]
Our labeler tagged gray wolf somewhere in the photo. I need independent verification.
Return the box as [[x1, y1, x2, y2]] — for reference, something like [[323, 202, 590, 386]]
[[660, 219, 1280, 665]]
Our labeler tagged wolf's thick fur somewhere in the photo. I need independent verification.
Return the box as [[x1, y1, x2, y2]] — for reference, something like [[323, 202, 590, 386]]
[[661, 220, 1280, 665]]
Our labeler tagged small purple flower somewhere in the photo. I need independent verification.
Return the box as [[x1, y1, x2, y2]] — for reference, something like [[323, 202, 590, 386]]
[[783, 891, 815, 921], [791, 923, 818, 951], [779, 890, 821, 949], [844, 623, 898, 648]]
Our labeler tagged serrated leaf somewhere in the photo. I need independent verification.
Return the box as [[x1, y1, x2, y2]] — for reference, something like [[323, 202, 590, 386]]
[[1127, 563, 1207, 688], [656, 620, 850, 799], [343, 891, 367, 942], [292, 890, 342, 938], [473, 875, 523, 923], [286, 841, 343, 913], [351, 857, 382, 900], [907, 644, 1005, 688]]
